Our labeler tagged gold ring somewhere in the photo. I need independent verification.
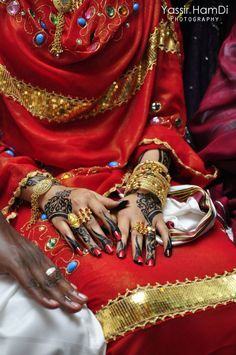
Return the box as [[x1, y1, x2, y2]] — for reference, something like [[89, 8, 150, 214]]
[[67, 213, 81, 229], [132, 222, 148, 236], [77, 207, 92, 224], [68, 208, 92, 229]]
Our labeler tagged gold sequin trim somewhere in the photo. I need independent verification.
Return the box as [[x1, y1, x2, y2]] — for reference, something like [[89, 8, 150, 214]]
[[139, 138, 218, 180], [0, 20, 180, 123], [96, 269, 236, 342], [1, 170, 52, 216]]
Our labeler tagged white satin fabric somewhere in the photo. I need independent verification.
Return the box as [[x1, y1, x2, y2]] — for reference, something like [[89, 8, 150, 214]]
[[0, 275, 106, 355], [161, 185, 216, 246]]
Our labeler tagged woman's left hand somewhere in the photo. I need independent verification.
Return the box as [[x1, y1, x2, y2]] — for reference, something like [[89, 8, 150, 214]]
[[115, 191, 172, 266]]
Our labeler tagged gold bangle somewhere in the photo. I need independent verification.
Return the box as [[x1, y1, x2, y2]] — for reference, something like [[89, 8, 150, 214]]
[[29, 178, 54, 227], [124, 160, 171, 206], [132, 160, 169, 176]]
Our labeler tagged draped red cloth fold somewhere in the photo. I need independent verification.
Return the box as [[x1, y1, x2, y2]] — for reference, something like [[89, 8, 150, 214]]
[[191, 22, 236, 243]]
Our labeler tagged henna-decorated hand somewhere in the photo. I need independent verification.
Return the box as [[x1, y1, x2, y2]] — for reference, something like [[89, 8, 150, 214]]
[[116, 191, 172, 266], [0, 214, 88, 313], [40, 186, 124, 257]]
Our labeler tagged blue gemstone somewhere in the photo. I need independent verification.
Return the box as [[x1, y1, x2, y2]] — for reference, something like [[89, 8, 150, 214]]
[[39, 20, 47, 30], [133, 3, 139, 12], [5, 149, 15, 157], [40, 213, 48, 220], [67, 260, 78, 273], [35, 33, 45, 45], [77, 17, 87, 27], [108, 161, 119, 168]]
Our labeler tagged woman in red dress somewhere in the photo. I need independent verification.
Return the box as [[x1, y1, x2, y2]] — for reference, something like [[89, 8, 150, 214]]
[[1, 1, 236, 354]]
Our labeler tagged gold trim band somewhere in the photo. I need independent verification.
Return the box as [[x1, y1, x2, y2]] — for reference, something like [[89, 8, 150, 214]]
[[96, 270, 236, 342]]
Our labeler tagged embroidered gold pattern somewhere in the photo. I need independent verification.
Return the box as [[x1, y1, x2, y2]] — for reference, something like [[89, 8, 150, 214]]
[[0, 20, 180, 123], [139, 138, 218, 180], [96, 269, 236, 342]]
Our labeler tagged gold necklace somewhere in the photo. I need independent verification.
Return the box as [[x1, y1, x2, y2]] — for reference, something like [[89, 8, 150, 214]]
[[50, 0, 84, 56]]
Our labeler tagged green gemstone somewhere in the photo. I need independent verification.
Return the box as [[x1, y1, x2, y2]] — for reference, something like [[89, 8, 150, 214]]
[[28, 9, 36, 18], [106, 6, 115, 18], [46, 238, 57, 249], [50, 13, 58, 25], [151, 102, 161, 112]]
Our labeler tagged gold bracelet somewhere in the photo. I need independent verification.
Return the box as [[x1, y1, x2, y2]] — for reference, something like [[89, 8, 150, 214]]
[[29, 178, 54, 227], [132, 160, 170, 179], [124, 160, 171, 206]]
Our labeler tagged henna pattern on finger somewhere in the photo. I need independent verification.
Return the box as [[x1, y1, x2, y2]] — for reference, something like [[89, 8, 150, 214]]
[[134, 236, 143, 265], [44, 190, 72, 220], [91, 229, 113, 254], [136, 193, 162, 224], [64, 235, 83, 256], [116, 240, 126, 258], [103, 214, 122, 241], [164, 238, 172, 257], [146, 230, 156, 266], [74, 226, 102, 257]]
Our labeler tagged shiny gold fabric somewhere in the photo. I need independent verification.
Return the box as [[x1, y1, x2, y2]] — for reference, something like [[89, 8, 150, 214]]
[[96, 270, 236, 341]]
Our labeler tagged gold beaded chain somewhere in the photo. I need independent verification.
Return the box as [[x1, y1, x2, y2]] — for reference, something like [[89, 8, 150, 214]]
[[50, 0, 84, 56]]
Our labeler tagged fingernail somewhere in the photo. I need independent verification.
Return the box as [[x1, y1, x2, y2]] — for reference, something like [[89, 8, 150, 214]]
[[114, 231, 122, 241], [117, 250, 125, 258], [76, 247, 83, 256], [66, 236, 83, 255], [147, 259, 155, 267], [105, 244, 114, 254], [71, 283, 78, 290], [70, 301, 81, 308], [43, 298, 59, 306], [92, 247, 102, 257], [134, 256, 143, 265], [77, 292, 88, 301], [164, 239, 172, 257], [164, 248, 172, 257]]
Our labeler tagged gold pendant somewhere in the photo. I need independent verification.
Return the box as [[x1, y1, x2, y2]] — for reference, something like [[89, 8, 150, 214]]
[[50, 0, 75, 56]]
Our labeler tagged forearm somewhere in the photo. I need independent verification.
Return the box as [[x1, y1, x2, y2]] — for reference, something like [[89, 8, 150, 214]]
[[140, 149, 171, 169]]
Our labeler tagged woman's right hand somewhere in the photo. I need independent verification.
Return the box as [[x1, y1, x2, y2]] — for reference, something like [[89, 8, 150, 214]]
[[40, 186, 123, 256], [0, 214, 88, 313]]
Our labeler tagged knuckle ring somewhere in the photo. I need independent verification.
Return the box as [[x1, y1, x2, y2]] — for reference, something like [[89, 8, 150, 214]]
[[132, 222, 148, 236], [45, 266, 57, 277], [68, 208, 92, 229]]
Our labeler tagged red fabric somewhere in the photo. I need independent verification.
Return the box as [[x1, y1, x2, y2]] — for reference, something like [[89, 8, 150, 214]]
[[13, 208, 236, 354], [191, 22, 236, 242], [0, 0, 215, 213]]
